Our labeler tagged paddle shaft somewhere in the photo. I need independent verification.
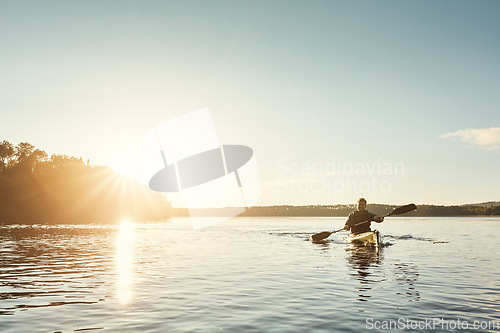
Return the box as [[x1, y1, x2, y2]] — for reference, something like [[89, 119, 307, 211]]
[[353, 215, 387, 227]]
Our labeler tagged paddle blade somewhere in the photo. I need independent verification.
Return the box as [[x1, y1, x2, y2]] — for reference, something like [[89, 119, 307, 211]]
[[387, 203, 417, 216], [309, 231, 332, 242]]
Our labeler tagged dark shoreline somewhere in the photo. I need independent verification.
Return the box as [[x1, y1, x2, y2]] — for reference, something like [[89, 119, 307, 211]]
[[2, 203, 499, 225], [171, 203, 500, 218]]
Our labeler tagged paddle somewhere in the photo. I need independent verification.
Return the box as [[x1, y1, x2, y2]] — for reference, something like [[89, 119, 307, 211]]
[[308, 228, 344, 242], [352, 203, 417, 227], [382, 203, 417, 217], [309, 203, 417, 242]]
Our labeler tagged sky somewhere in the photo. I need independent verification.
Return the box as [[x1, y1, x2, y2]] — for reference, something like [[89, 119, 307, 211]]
[[1, 0, 499, 206]]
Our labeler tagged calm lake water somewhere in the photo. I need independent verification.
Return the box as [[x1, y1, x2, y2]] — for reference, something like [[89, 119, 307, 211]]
[[1, 217, 499, 332]]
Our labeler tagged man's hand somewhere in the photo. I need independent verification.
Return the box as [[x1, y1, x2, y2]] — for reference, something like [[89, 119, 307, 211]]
[[374, 216, 384, 223], [343, 225, 350, 231]]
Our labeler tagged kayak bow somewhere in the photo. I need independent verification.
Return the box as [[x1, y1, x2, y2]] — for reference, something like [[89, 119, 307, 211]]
[[345, 230, 381, 247]]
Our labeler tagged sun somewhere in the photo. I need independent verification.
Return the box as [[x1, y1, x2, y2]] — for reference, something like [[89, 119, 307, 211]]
[[110, 159, 148, 184]]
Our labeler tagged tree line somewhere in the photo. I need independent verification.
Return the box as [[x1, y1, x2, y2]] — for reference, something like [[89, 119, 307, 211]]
[[173, 203, 500, 217], [0, 140, 171, 224]]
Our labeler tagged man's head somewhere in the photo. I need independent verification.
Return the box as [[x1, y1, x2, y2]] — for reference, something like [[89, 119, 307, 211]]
[[357, 198, 367, 211]]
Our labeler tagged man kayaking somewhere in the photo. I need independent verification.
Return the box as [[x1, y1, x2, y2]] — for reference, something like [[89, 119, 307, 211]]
[[343, 198, 384, 234]]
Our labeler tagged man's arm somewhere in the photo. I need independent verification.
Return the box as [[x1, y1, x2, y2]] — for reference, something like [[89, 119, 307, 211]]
[[367, 211, 383, 223], [344, 213, 353, 230]]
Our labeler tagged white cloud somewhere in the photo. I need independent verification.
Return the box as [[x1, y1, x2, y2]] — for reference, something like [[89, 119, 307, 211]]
[[440, 127, 500, 151]]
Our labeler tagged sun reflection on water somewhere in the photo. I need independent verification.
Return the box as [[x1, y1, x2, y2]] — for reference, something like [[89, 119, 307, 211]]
[[116, 219, 135, 305]]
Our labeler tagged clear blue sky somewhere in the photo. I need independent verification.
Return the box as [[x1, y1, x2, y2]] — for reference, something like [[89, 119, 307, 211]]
[[1, 0, 499, 206]]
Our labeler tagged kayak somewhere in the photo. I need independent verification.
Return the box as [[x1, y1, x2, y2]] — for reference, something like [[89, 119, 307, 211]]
[[345, 230, 380, 247]]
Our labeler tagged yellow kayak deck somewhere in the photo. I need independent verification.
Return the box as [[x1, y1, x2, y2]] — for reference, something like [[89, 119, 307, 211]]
[[345, 230, 380, 247]]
